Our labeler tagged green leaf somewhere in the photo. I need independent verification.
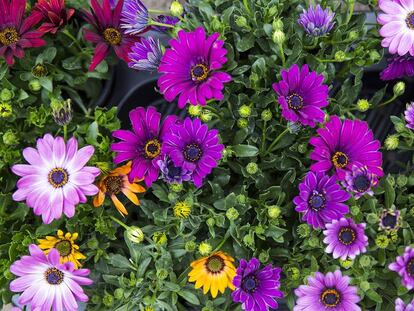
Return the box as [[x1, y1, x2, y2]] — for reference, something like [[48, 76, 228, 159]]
[[383, 178, 395, 209], [108, 254, 133, 269], [366, 289, 383, 303], [233, 144, 258, 157], [177, 290, 200, 305], [39, 77, 53, 92]]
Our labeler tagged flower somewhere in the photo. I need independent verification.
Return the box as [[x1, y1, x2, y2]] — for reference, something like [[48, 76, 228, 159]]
[[232, 258, 283, 311], [163, 117, 224, 188], [128, 37, 163, 72], [396, 298, 414, 311], [120, 0, 149, 35], [188, 251, 236, 298], [294, 270, 360, 311], [37, 230, 86, 269], [297, 5, 335, 37], [111, 106, 177, 187], [380, 209, 401, 231], [173, 201, 191, 218], [0, 0, 46, 66], [405, 102, 414, 130], [380, 55, 414, 80], [12, 134, 99, 224], [309, 116, 383, 180], [32, 0, 75, 34], [375, 234, 390, 249], [378, 0, 414, 56], [51, 98, 73, 126], [343, 165, 379, 199], [272, 64, 329, 127], [322, 218, 368, 260], [356, 99, 370, 112], [158, 27, 232, 108], [157, 155, 192, 184], [83, 0, 135, 71], [293, 171, 350, 229], [93, 162, 146, 216], [9, 244, 93, 310], [198, 242, 212, 256], [126, 226, 144, 244], [0, 102, 12, 117], [389, 247, 414, 290], [32, 63, 48, 77]]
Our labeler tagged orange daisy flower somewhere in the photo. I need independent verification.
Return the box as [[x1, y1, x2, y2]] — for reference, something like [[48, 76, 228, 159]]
[[93, 162, 145, 216]]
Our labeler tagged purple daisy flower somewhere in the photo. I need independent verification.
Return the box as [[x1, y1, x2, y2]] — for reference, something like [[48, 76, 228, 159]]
[[232, 258, 283, 311], [111, 106, 177, 187], [405, 102, 414, 130], [120, 0, 149, 35], [380, 55, 414, 80], [11, 134, 100, 224], [293, 171, 350, 229], [343, 165, 379, 199], [156, 155, 192, 184], [272, 64, 329, 127], [158, 27, 232, 108], [154, 15, 179, 32], [309, 116, 384, 181], [294, 270, 361, 311], [297, 5, 335, 37], [128, 37, 163, 72], [396, 298, 414, 311], [323, 217, 368, 260], [389, 247, 414, 290], [9, 244, 93, 311], [162, 117, 224, 188], [380, 209, 401, 231]]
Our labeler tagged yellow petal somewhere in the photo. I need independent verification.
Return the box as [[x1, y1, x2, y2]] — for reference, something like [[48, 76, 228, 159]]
[[122, 188, 140, 205], [125, 181, 146, 193], [93, 191, 105, 207], [111, 195, 128, 216]]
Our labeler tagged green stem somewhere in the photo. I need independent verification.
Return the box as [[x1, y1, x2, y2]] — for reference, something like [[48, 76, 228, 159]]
[[63, 125, 68, 140], [279, 46, 286, 67], [261, 120, 267, 153], [378, 95, 397, 108], [204, 105, 219, 115], [315, 57, 352, 63], [264, 128, 289, 156], [149, 20, 175, 28], [243, 0, 252, 15], [345, 0, 355, 25], [148, 9, 170, 14], [213, 232, 230, 252], [62, 29, 82, 51], [110, 215, 130, 230]]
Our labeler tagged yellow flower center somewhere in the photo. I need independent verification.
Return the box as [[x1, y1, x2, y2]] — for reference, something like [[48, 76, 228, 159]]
[[191, 63, 209, 82], [55, 240, 72, 257], [321, 288, 341, 307], [331, 151, 349, 169], [0, 27, 20, 46], [144, 139, 161, 159], [48, 168, 69, 188], [205, 255, 224, 274], [104, 175, 123, 195], [103, 27, 122, 45], [44, 267, 64, 285]]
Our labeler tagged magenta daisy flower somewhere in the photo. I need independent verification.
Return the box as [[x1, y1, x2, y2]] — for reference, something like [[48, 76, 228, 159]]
[[294, 270, 361, 311], [323, 217, 368, 260], [343, 165, 379, 199], [378, 0, 414, 56], [111, 106, 177, 187], [163, 117, 224, 188], [396, 298, 414, 311], [0, 0, 46, 66], [309, 116, 383, 180], [389, 247, 414, 290], [83, 0, 135, 71], [158, 27, 232, 108], [232, 258, 283, 311], [12, 134, 99, 224], [128, 37, 163, 72], [380, 55, 414, 80], [297, 5, 335, 37], [293, 171, 350, 229], [272, 64, 329, 127], [405, 102, 414, 130], [10, 244, 93, 311], [379, 209, 401, 231]]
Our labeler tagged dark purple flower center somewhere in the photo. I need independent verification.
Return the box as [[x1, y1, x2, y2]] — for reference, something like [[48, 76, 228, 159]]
[[0, 27, 20, 46], [55, 240, 72, 257], [242, 276, 259, 293], [205, 255, 225, 274], [381, 212, 398, 229], [48, 168, 69, 188], [406, 12, 414, 29], [103, 27, 122, 45], [353, 174, 370, 192], [167, 163, 182, 178], [104, 175, 123, 195], [144, 138, 161, 159], [191, 63, 209, 82], [45, 267, 64, 285], [183, 143, 203, 162], [309, 192, 325, 211], [338, 227, 356, 245], [287, 93, 304, 110], [331, 151, 349, 169], [321, 288, 341, 307], [407, 259, 414, 276]]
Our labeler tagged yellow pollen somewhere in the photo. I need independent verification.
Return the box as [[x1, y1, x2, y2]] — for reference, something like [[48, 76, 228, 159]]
[[0, 27, 20, 46], [103, 27, 122, 45], [191, 63, 209, 82], [144, 139, 161, 159], [331, 151, 349, 169]]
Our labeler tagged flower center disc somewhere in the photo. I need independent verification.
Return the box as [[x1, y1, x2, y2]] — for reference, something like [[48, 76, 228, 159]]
[[309, 192, 325, 211], [144, 139, 161, 159], [45, 267, 64, 285], [32, 64, 48, 78], [406, 12, 414, 29], [183, 143, 203, 162], [287, 93, 304, 110], [104, 175, 123, 195], [382, 213, 397, 229], [242, 276, 258, 293], [48, 168, 69, 188], [353, 174, 370, 192], [338, 227, 356, 245], [167, 163, 182, 178], [407, 259, 414, 276], [191, 63, 209, 82], [331, 151, 349, 169], [321, 288, 341, 307], [0, 27, 20, 45], [205, 255, 224, 274], [103, 27, 122, 45], [55, 240, 72, 257]]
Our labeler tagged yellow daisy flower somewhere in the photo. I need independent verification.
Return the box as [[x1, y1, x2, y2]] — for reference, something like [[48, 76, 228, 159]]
[[173, 201, 191, 218], [188, 251, 236, 298], [37, 230, 86, 269]]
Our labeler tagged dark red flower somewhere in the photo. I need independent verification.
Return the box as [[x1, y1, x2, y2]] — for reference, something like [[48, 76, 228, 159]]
[[83, 0, 136, 71], [0, 0, 46, 66], [32, 0, 75, 34]]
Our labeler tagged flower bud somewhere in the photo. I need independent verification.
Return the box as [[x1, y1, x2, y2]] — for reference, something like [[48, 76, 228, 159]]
[[198, 242, 212, 256], [103, 294, 114, 307], [347, 30, 359, 40], [340, 258, 354, 269], [258, 250, 269, 263], [153, 232, 167, 245], [188, 104, 202, 116], [243, 234, 255, 247], [261, 109, 272, 121], [255, 225, 265, 235], [334, 51, 347, 62], [237, 118, 248, 129], [238, 104, 251, 118], [0, 102, 12, 117], [366, 213, 379, 224], [267, 205, 281, 219], [126, 226, 144, 244], [360, 281, 370, 292], [369, 50, 381, 62], [226, 207, 239, 220], [173, 201, 191, 218], [297, 224, 310, 238], [387, 175, 396, 187], [298, 143, 307, 154], [0, 88, 13, 101], [236, 194, 247, 204], [31, 63, 48, 78], [235, 16, 249, 29], [359, 255, 371, 268], [375, 235, 389, 249], [395, 122, 406, 133], [397, 175, 408, 187], [308, 236, 319, 247], [185, 240, 197, 252], [156, 268, 169, 280], [393, 81, 406, 96], [51, 98, 72, 126], [287, 267, 300, 281], [206, 217, 215, 227], [91, 295, 101, 304], [246, 162, 258, 175], [200, 110, 212, 122], [350, 205, 360, 216], [28, 79, 41, 92], [272, 18, 283, 30], [170, 182, 183, 192], [272, 29, 285, 45], [357, 99, 370, 112], [114, 288, 124, 300], [170, 1, 183, 17], [385, 135, 399, 150], [2, 130, 17, 145]]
